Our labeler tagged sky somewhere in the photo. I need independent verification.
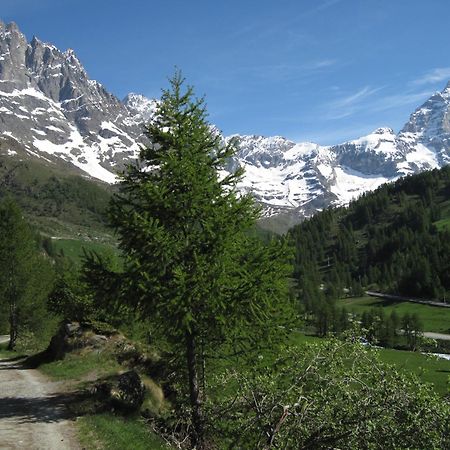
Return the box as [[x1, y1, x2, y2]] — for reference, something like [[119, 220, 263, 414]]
[[2, 0, 450, 145]]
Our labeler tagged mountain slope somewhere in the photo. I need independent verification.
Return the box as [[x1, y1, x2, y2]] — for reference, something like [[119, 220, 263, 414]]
[[1, 20, 450, 230], [0, 143, 113, 240], [289, 165, 450, 303]]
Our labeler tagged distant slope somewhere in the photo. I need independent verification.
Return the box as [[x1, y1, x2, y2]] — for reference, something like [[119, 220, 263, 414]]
[[290, 166, 450, 302], [0, 149, 113, 241]]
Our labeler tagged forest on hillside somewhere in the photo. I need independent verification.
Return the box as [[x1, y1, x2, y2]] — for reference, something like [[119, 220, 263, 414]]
[[290, 165, 450, 341], [291, 166, 450, 300]]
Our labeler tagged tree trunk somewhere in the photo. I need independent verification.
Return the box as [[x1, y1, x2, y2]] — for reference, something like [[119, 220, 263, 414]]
[[186, 330, 205, 449], [8, 298, 17, 350]]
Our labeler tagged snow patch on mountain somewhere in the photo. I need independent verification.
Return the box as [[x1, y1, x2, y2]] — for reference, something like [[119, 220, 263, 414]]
[[330, 167, 389, 204], [0, 21, 450, 225]]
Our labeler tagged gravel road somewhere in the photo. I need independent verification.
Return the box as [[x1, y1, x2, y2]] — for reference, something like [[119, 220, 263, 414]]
[[0, 357, 80, 449]]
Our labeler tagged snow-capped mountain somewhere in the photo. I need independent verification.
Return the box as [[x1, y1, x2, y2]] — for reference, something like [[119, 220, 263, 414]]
[[1, 21, 449, 228], [0, 21, 156, 182], [229, 82, 450, 222], [122, 93, 158, 123]]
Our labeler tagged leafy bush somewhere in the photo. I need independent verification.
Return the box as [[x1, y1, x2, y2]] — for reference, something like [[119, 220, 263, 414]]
[[209, 339, 450, 449]]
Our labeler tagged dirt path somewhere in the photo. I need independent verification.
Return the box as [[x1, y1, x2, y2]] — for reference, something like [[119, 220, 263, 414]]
[[0, 357, 81, 450]]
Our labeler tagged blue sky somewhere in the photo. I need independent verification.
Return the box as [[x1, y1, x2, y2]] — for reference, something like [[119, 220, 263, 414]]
[[2, 0, 450, 144]]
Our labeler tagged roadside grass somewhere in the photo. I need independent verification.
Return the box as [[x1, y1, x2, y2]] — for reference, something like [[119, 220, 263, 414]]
[[39, 350, 121, 381], [0, 342, 26, 360], [39, 346, 171, 448], [338, 296, 450, 333], [0, 342, 12, 359], [77, 413, 169, 450]]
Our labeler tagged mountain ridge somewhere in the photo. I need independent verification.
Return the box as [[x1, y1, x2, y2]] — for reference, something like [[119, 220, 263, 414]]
[[1, 21, 449, 230]]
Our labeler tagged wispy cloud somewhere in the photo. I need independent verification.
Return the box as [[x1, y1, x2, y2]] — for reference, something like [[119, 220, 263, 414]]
[[325, 86, 383, 119], [411, 67, 450, 86], [303, 59, 337, 70], [199, 58, 338, 87], [323, 84, 434, 121], [369, 90, 433, 113], [301, 0, 344, 18], [228, 0, 342, 44]]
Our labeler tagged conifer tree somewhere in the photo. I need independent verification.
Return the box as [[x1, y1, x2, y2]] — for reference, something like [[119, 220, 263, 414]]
[[0, 199, 47, 349], [101, 72, 292, 448]]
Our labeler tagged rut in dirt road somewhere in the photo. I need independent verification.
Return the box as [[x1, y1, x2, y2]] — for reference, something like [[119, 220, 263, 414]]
[[0, 356, 80, 450]]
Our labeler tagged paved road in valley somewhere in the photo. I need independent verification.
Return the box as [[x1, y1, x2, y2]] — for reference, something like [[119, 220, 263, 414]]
[[366, 291, 450, 308], [423, 332, 450, 341]]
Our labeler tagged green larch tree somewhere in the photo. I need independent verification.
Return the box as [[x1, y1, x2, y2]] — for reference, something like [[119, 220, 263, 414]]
[[95, 72, 293, 448]]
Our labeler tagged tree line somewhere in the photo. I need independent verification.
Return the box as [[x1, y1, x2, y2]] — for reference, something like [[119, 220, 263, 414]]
[[290, 165, 450, 333]]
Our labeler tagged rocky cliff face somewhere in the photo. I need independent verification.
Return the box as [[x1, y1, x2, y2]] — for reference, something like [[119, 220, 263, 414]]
[[229, 84, 450, 220], [0, 21, 154, 182], [1, 21, 449, 225]]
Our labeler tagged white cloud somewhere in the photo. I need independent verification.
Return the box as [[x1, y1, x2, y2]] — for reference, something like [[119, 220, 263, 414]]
[[411, 68, 450, 86], [325, 86, 383, 119], [299, 0, 344, 18], [323, 84, 434, 121], [369, 91, 433, 113], [303, 59, 337, 70]]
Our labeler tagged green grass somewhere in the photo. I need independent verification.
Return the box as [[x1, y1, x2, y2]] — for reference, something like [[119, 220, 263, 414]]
[[39, 350, 121, 381], [77, 413, 169, 450], [291, 333, 450, 395], [0, 342, 12, 359], [290, 331, 325, 346], [0, 341, 26, 359], [435, 216, 450, 231], [39, 349, 171, 448], [377, 347, 450, 396], [51, 238, 120, 266], [338, 296, 450, 333], [434, 200, 450, 231]]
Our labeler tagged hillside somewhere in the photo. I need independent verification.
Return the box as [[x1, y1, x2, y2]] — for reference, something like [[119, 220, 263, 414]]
[[290, 165, 450, 303], [0, 149, 113, 242]]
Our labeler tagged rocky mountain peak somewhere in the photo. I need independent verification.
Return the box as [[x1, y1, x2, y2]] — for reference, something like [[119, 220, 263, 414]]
[[123, 93, 158, 121], [5, 21, 20, 32], [0, 20, 450, 230], [0, 20, 145, 182], [373, 127, 395, 135], [401, 83, 450, 143], [440, 81, 450, 100]]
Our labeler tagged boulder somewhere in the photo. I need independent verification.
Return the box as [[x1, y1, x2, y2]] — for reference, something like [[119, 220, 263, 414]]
[[93, 370, 145, 412]]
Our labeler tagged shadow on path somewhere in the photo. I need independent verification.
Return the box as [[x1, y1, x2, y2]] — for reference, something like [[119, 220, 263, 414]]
[[0, 392, 80, 424]]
